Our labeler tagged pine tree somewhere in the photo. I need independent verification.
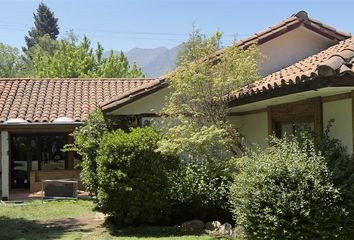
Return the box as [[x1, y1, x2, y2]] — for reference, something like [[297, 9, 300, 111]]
[[23, 2, 59, 56]]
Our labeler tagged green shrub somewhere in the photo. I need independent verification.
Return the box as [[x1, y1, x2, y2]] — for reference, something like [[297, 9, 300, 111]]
[[65, 110, 108, 197], [159, 124, 236, 223], [231, 136, 346, 240], [65, 110, 141, 198], [317, 121, 354, 239], [96, 127, 178, 226]]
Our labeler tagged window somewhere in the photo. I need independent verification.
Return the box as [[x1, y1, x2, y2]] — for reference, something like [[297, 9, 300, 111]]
[[38, 135, 67, 170], [11, 133, 69, 188], [277, 120, 315, 138], [269, 97, 322, 138]]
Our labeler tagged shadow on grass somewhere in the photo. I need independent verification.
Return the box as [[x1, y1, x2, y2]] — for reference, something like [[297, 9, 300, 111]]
[[0, 216, 91, 240], [104, 219, 235, 239]]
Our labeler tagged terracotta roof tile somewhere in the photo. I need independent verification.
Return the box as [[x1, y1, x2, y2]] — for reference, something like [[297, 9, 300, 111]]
[[213, 11, 350, 59], [228, 37, 354, 101], [0, 78, 156, 123]]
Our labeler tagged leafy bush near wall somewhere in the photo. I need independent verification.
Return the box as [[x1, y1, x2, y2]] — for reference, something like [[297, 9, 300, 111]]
[[317, 121, 354, 239], [158, 124, 237, 223], [65, 110, 108, 197], [231, 136, 346, 240], [96, 127, 178, 226]]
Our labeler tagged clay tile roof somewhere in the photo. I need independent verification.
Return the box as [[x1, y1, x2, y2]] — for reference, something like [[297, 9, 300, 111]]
[[100, 11, 352, 110], [228, 37, 354, 102], [0, 78, 157, 123], [214, 11, 350, 57]]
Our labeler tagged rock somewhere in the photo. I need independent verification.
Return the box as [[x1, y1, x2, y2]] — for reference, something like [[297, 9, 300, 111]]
[[94, 212, 106, 221], [217, 222, 232, 235], [205, 221, 221, 231], [230, 227, 241, 237], [181, 219, 204, 231]]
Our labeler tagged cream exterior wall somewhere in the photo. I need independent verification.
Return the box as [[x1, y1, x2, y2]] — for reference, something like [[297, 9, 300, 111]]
[[228, 112, 269, 148], [259, 26, 335, 76], [108, 88, 170, 115], [323, 98, 353, 154]]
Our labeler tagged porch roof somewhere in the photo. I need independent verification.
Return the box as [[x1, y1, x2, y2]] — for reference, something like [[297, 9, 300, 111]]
[[0, 78, 157, 123]]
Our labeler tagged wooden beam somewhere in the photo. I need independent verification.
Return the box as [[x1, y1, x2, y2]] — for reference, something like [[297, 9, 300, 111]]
[[352, 91, 354, 154], [229, 108, 267, 116], [0, 124, 80, 132], [322, 92, 351, 103]]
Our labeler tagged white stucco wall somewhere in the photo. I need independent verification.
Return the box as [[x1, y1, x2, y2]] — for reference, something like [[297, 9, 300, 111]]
[[109, 88, 170, 115], [228, 112, 268, 148], [259, 26, 335, 76], [323, 99, 353, 154]]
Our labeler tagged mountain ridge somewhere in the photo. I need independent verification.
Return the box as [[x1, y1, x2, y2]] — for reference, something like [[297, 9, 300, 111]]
[[104, 45, 181, 77]]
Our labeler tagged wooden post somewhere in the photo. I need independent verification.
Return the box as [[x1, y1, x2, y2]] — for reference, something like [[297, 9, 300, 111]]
[[1, 131, 9, 201], [351, 91, 354, 154], [67, 135, 74, 170]]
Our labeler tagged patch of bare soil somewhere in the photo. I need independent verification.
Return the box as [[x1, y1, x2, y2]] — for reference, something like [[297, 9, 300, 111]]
[[38, 212, 107, 233]]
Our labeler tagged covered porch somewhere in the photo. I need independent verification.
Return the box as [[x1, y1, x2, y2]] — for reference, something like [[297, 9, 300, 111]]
[[0, 123, 83, 200]]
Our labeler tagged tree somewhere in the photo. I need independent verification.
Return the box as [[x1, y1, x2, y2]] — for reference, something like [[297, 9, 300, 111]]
[[30, 35, 144, 78], [159, 28, 261, 155], [158, 28, 261, 220], [176, 25, 222, 65], [96, 50, 144, 78], [0, 43, 25, 77], [23, 2, 59, 56]]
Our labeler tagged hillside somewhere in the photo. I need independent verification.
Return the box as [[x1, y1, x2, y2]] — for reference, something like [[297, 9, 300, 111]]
[[105, 45, 181, 77]]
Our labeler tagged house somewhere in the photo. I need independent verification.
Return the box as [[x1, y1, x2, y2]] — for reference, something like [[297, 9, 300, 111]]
[[1, 10, 354, 200], [102, 11, 354, 151], [0, 78, 157, 200]]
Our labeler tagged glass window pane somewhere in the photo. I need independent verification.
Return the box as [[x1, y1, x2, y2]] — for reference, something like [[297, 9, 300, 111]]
[[280, 121, 315, 137], [40, 135, 67, 170]]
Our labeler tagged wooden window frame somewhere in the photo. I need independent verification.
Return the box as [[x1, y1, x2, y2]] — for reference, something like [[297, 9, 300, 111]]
[[267, 97, 323, 137]]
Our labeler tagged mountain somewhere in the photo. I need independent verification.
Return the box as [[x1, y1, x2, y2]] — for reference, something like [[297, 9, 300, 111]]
[[105, 45, 181, 78]]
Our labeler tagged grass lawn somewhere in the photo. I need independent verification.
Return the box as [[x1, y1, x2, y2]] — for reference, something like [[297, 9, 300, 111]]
[[0, 200, 236, 240]]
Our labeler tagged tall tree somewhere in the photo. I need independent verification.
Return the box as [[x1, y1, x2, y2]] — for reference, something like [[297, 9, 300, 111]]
[[158, 29, 261, 217], [30, 35, 144, 78], [0, 43, 25, 77], [23, 2, 59, 56], [176, 26, 222, 65]]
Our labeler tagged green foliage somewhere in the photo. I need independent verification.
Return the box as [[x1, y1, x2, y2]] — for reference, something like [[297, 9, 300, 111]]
[[176, 25, 222, 65], [168, 33, 261, 124], [64, 110, 108, 197], [29, 35, 144, 78], [96, 127, 178, 226], [231, 136, 346, 240], [317, 120, 354, 239], [159, 28, 260, 221], [159, 124, 236, 221], [0, 43, 25, 77], [96, 50, 144, 78], [23, 2, 59, 56]]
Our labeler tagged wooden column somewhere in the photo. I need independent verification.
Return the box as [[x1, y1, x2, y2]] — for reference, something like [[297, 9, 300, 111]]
[[1, 131, 9, 200], [351, 91, 354, 154], [67, 135, 74, 170]]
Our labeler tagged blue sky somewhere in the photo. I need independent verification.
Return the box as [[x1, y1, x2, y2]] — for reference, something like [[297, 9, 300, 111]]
[[0, 0, 353, 52]]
